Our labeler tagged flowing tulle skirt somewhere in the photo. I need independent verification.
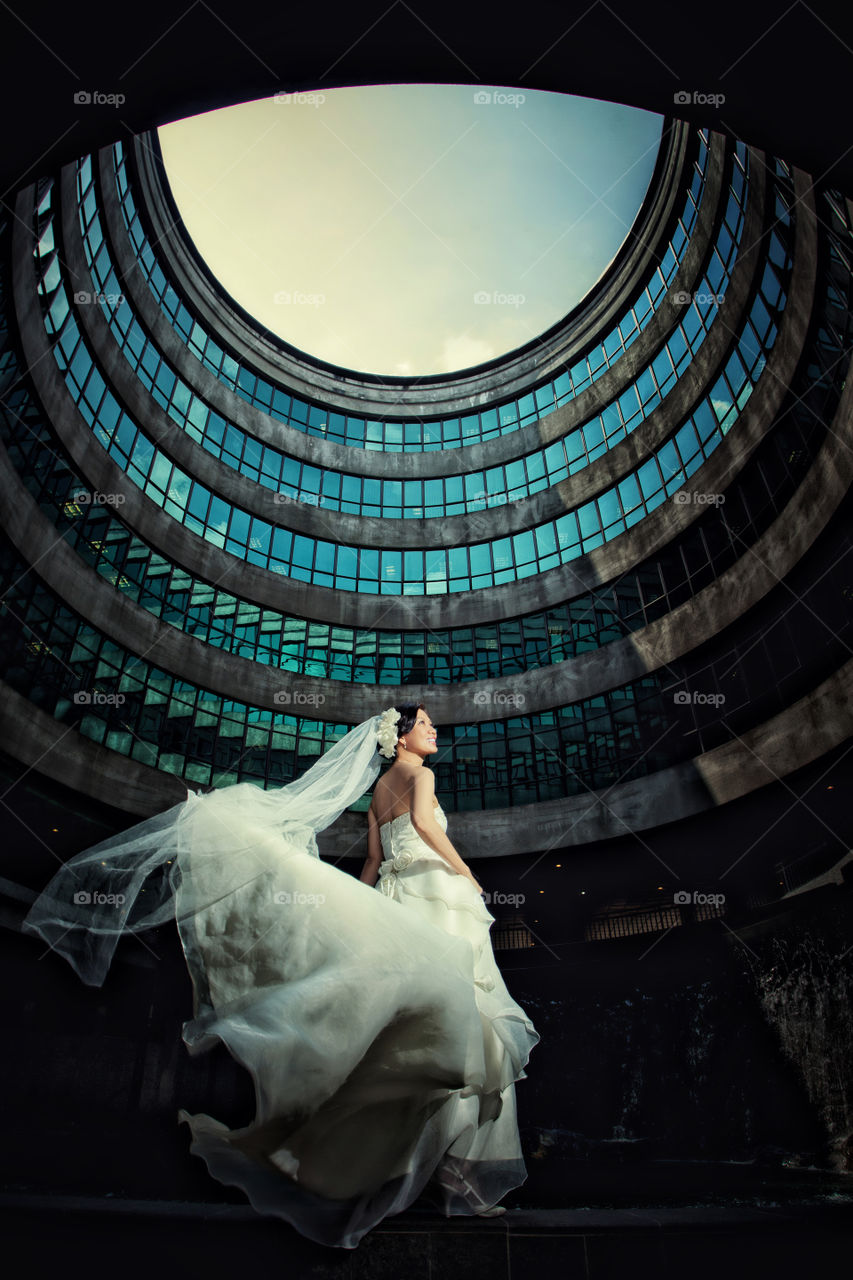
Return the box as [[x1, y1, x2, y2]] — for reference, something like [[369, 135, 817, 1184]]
[[174, 790, 538, 1249]]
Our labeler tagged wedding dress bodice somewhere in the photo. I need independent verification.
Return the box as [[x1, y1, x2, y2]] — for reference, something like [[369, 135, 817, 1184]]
[[376, 804, 487, 916], [172, 793, 538, 1247], [24, 722, 539, 1249], [378, 804, 446, 878]]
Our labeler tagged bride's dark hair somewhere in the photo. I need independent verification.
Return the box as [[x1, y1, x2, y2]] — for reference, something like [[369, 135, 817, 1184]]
[[380, 702, 426, 758]]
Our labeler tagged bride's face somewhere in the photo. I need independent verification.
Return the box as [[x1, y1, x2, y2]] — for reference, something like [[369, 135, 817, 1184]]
[[401, 710, 438, 757]]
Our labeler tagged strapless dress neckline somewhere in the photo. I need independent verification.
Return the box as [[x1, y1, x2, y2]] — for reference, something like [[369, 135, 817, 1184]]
[[379, 804, 443, 832]]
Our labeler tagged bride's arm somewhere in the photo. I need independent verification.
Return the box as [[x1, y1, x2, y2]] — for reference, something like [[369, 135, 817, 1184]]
[[411, 772, 483, 893], [359, 804, 382, 887]]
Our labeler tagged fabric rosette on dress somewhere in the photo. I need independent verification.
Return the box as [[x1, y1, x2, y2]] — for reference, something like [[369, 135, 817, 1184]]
[[171, 798, 538, 1246], [377, 809, 506, 1001], [376, 847, 415, 896], [21, 709, 538, 1249]]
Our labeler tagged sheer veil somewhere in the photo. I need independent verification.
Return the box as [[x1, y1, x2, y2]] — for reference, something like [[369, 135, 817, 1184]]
[[22, 712, 386, 988]]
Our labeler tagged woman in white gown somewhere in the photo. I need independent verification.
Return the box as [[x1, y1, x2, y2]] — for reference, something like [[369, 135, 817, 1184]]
[[22, 703, 539, 1250]]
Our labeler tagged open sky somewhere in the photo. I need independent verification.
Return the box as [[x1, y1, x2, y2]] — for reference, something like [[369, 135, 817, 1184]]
[[158, 85, 663, 377]]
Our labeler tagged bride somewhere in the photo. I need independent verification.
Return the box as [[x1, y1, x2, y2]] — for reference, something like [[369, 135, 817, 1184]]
[[22, 702, 539, 1249]]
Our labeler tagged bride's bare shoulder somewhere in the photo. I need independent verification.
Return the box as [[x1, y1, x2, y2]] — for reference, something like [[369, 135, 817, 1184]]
[[371, 767, 411, 807], [412, 767, 435, 793]]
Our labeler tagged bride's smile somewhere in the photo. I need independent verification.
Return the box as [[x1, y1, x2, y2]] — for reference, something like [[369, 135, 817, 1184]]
[[399, 711, 439, 758]]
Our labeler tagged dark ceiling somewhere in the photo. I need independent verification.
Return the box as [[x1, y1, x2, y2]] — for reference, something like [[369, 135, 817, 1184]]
[[1, 0, 852, 199]]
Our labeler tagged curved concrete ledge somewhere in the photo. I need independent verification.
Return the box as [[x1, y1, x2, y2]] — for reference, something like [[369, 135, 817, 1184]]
[[98, 132, 728, 481], [12, 165, 815, 632], [1, 653, 850, 859], [129, 121, 690, 419], [0, 680, 188, 816], [0, 325, 848, 725], [74, 144, 756, 548], [329, 654, 853, 858]]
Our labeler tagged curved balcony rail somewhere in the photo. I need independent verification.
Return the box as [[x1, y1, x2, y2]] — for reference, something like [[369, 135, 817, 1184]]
[[80, 140, 744, 517], [114, 127, 713, 449], [1, 179, 847, 684], [0, 495, 849, 807], [31, 163, 793, 595]]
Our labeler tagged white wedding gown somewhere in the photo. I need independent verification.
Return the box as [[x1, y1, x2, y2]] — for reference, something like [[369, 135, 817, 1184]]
[[175, 797, 539, 1249]]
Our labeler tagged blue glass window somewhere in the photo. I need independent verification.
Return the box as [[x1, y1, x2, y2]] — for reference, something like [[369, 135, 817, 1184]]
[[359, 549, 379, 581], [618, 473, 641, 513], [291, 536, 314, 570], [470, 543, 492, 577], [555, 513, 579, 549], [598, 490, 622, 531], [448, 547, 468, 582], [314, 542, 335, 574], [404, 550, 424, 583], [578, 503, 601, 539], [637, 457, 661, 500]]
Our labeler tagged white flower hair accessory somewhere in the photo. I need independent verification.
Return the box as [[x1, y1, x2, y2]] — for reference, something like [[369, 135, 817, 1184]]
[[376, 707, 402, 759]]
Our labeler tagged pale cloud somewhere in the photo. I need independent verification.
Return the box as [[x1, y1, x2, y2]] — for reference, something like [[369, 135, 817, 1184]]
[[434, 334, 496, 373], [159, 86, 662, 376]]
